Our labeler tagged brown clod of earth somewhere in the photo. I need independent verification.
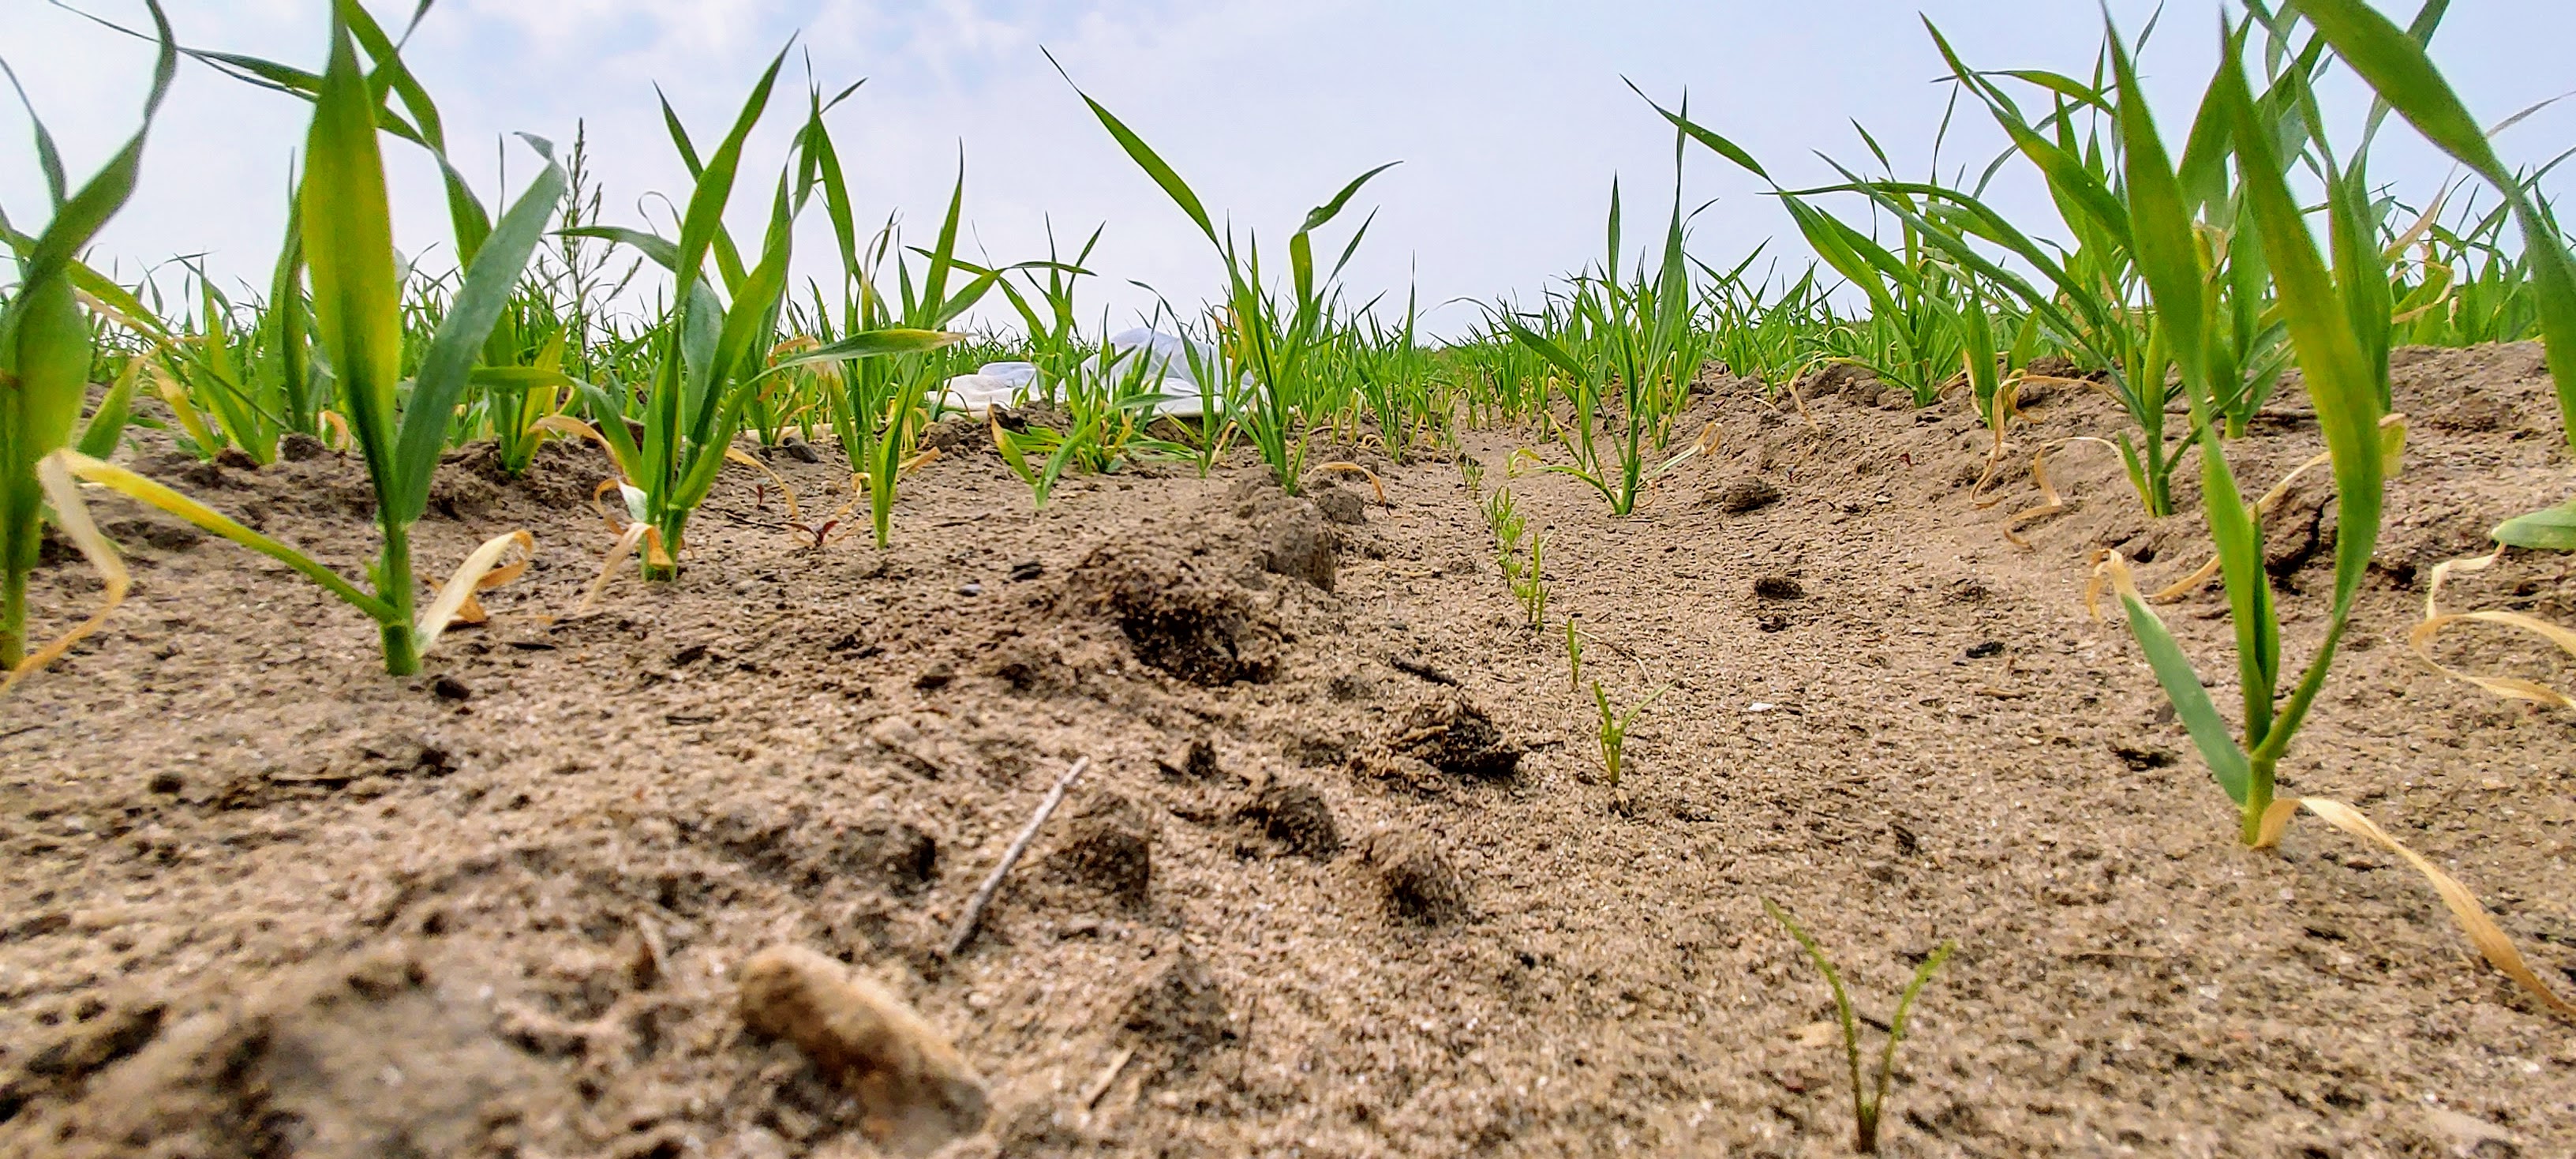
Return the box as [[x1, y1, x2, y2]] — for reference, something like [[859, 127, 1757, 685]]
[[1752, 574, 1805, 600], [1703, 475, 1782, 514], [1362, 830, 1469, 925], [1250, 497, 1339, 592], [1311, 485, 1368, 526], [1238, 782, 1342, 859], [1065, 542, 1282, 686], [1046, 793, 1152, 908], [1389, 695, 1522, 778], [921, 414, 989, 456], [1157, 737, 1223, 782], [11, 945, 574, 1159], [736, 944, 990, 1157], [1117, 949, 1230, 1074]]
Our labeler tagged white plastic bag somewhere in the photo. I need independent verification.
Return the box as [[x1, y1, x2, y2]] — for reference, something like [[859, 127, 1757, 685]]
[[934, 373, 1019, 417], [1107, 328, 1224, 385], [977, 362, 1038, 389]]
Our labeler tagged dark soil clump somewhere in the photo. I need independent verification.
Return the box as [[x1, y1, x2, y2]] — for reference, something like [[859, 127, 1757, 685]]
[[1065, 543, 1283, 686], [1389, 696, 1522, 778], [1362, 830, 1469, 925], [1047, 794, 1152, 908], [1237, 782, 1342, 859]]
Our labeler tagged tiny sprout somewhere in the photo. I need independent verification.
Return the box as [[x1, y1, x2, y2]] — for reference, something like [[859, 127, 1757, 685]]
[[1763, 899, 1954, 1154], [1563, 616, 1583, 689], [1589, 680, 1666, 787]]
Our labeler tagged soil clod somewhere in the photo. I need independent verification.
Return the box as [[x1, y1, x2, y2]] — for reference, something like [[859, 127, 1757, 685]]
[[1068, 543, 1282, 686], [1312, 485, 1368, 525], [1118, 949, 1230, 1074], [1238, 782, 1343, 859], [736, 944, 989, 1157], [1048, 793, 1152, 908], [1157, 737, 1224, 782], [1389, 696, 1523, 778], [1363, 830, 1469, 925], [1752, 574, 1805, 600], [1704, 475, 1782, 514]]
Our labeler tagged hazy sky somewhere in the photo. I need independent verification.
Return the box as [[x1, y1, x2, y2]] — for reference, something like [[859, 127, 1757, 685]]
[[7, 1, 2574, 337]]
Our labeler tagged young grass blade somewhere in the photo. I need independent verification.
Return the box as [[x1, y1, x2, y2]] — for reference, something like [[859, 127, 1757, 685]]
[[2295, 0, 2576, 462], [2222, 51, 2386, 633], [2111, 20, 2280, 745], [74, 355, 145, 457], [773, 328, 964, 366], [1048, 49, 1219, 247], [2092, 554, 2256, 806], [2, 0, 174, 675], [670, 45, 791, 313], [0, 456, 127, 697], [300, 6, 404, 499], [390, 136, 566, 525]]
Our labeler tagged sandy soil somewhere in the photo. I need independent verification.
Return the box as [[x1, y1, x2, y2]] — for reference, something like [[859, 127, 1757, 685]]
[[2, 343, 2571, 1157]]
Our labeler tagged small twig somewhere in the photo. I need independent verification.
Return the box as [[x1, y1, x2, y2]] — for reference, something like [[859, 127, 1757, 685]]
[[945, 756, 1090, 958], [1389, 655, 1458, 686], [1080, 1046, 1136, 1110]]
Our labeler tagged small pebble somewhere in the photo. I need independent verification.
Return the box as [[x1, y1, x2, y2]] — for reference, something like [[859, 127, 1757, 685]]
[[1007, 561, 1043, 582], [430, 675, 472, 701], [958, 582, 983, 597]]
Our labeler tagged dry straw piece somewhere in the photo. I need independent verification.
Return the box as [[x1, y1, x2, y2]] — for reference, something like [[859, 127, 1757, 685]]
[[2408, 546, 2576, 710]]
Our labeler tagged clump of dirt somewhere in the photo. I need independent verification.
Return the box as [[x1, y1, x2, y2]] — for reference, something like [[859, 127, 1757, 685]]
[[1234, 482, 1341, 592], [1156, 737, 1225, 782], [1116, 951, 1230, 1075], [1060, 483, 1345, 685], [1361, 830, 1470, 926], [1388, 695, 1523, 779], [1703, 474, 1782, 513], [9, 945, 575, 1159], [921, 414, 990, 457], [1309, 483, 1368, 526], [1046, 793, 1152, 908], [694, 804, 941, 897], [1237, 782, 1342, 859], [1752, 573, 1806, 600]]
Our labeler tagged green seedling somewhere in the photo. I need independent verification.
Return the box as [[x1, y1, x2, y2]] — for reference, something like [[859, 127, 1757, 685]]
[[1589, 680, 1665, 786], [32, 2, 559, 681], [1514, 530, 1549, 630], [1563, 615, 1583, 689], [2286, 0, 2576, 547], [1055, 52, 1395, 495], [1496, 157, 1713, 515], [1764, 899, 1954, 1155], [2093, 13, 2393, 846], [572, 58, 960, 571], [0, 2, 174, 687]]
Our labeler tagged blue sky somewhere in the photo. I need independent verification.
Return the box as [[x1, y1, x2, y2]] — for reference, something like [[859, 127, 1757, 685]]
[[7, 1, 2574, 337]]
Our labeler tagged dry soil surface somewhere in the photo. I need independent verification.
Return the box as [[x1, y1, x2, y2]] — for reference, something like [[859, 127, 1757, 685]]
[[2, 343, 2573, 1157]]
